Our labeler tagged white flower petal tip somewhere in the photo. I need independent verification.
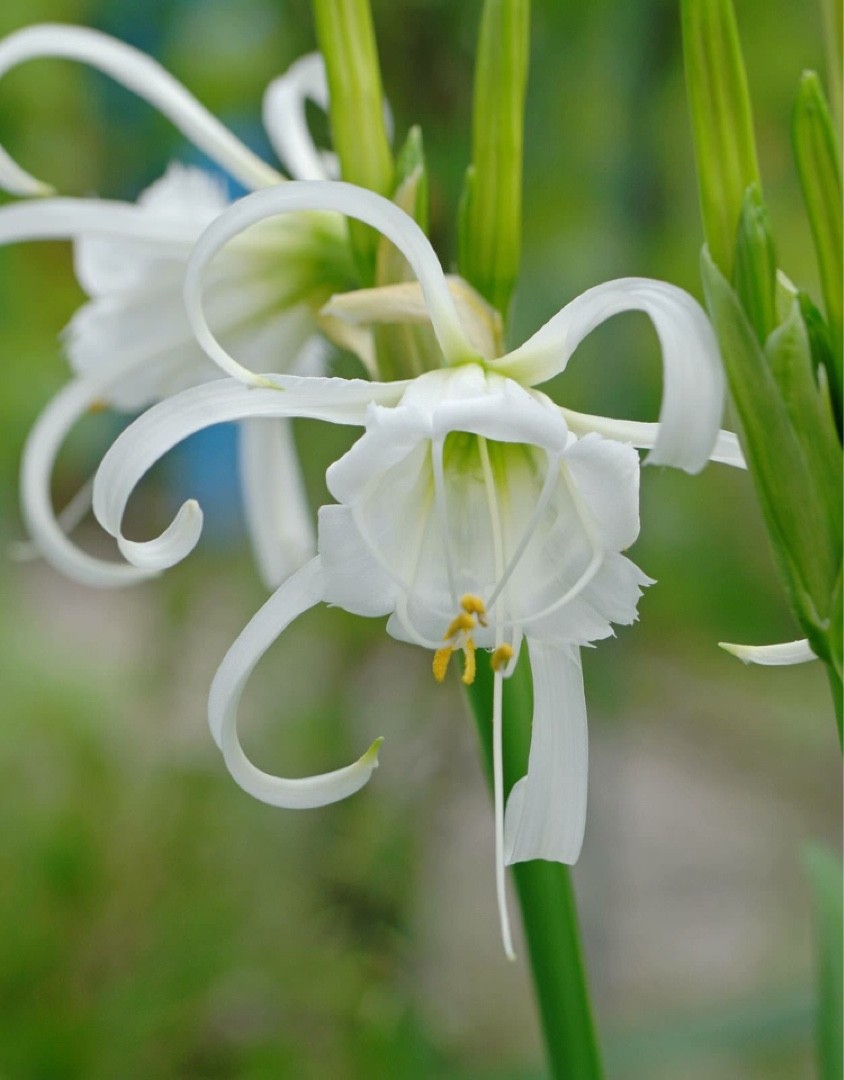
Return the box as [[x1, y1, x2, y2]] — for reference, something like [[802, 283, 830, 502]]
[[222, 733, 384, 811], [361, 736, 385, 768], [0, 144, 55, 196], [208, 559, 384, 810], [116, 498, 203, 570], [718, 639, 817, 666]]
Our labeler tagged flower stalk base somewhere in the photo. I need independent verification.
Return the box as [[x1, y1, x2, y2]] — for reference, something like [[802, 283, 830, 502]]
[[466, 655, 604, 1080]]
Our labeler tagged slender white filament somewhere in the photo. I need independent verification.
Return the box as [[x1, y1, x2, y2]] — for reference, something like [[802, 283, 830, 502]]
[[510, 462, 606, 630], [478, 437, 516, 961], [486, 450, 562, 612], [431, 436, 459, 610], [492, 669, 516, 961]]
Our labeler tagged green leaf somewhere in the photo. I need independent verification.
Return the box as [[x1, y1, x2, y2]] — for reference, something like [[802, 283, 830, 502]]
[[681, 0, 760, 276], [311, 0, 394, 281], [394, 125, 429, 234], [792, 71, 843, 408], [466, 656, 604, 1080], [458, 0, 530, 318], [804, 846, 843, 1080], [765, 300, 842, 531], [733, 184, 777, 342], [797, 291, 841, 433], [701, 248, 840, 638]]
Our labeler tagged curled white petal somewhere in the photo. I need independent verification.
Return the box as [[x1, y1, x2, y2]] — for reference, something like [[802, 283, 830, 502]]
[[493, 278, 725, 473], [262, 53, 336, 181], [719, 639, 817, 666], [561, 409, 746, 469], [19, 379, 153, 588], [184, 181, 476, 382], [92, 374, 407, 570], [9, 475, 93, 562], [209, 557, 383, 807], [505, 641, 588, 865], [0, 23, 281, 194], [238, 418, 316, 589], [117, 500, 203, 570]]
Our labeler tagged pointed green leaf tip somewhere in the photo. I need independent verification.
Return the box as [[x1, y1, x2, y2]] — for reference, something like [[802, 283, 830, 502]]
[[793, 70, 843, 408], [733, 184, 777, 343], [681, 0, 760, 277], [459, 0, 530, 319]]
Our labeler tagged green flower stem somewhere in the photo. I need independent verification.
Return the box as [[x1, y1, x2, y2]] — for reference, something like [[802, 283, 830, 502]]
[[466, 656, 604, 1080], [311, 0, 393, 280]]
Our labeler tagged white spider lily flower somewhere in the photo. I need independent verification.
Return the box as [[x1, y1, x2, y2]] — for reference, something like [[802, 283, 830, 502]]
[[719, 638, 816, 665], [90, 180, 742, 955], [0, 24, 359, 589]]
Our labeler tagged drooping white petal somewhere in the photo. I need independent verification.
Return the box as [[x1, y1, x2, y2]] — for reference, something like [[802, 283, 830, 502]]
[[19, 379, 153, 588], [184, 181, 476, 383], [492, 278, 724, 474], [504, 640, 588, 865], [92, 374, 408, 570], [0, 197, 206, 247], [0, 24, 281, 194], [719, 639, 817, 665], [262, 53, 337, 181], [238, 418, 316, 590], [561, 408, 747, 469], [208, 556, 383, 807]]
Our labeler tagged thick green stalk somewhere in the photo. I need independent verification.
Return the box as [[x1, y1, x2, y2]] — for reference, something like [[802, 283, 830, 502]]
[[311, 0, 393, 280], [466, 656, 604, 1079], [804, 845, 844, 1079], [458, 0, 530, 317], [681, 0, 760, 276]]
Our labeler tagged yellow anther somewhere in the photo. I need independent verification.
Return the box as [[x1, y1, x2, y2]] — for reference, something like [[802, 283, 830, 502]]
[[460, 594, 488, 626], [461, 638, 477, 685], [88, 400, 108, 414], [445, 611, 475, 639], [433, 645, 454, 683], [491, 643, 515, 673]]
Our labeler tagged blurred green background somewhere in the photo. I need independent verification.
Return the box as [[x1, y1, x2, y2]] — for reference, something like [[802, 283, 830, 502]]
[[0, 1, 839, 1077]]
